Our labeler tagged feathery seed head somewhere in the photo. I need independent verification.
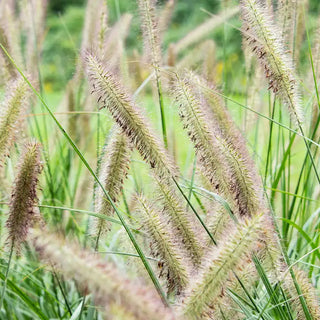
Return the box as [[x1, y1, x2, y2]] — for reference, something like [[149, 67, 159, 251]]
[[22, 0, 48, 82], [205, 202, 232, 244], [137, 195, 189, 294], [85, 52, 176, 179], [154, 175, 204, 266], [170, 73, 264, 219], [221, 140, 261, 216], [138, 0, 162, 70], [0, 77, 30, 167], [170, 74, 229, 194], [185, 71, 266, 212], [277, 0, 307, 62], [182, 213, 264, 318], [172, 73, 267, 217], [255, 215, 283, 281], [0, 26, 17, 81], [73, 0, 108, 81], [32, 230, 175, 320], [0, 3, 23, 70], [97, 4, 108, 53], [210, 259, 258, 319], [240, 0, 303, 126], [94, 130, 131, 235], [283, 267, 320, 319], [6, 142, 42, 252], [183, 71, 240, 145], [277, 0, 295, 39], [81, 0, 108, 52]]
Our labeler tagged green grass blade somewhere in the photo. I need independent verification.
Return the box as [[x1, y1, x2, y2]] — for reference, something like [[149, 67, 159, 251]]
[[0, 271, 47, 320], [253, 255, 289, 320], [281, 218, 320, 261]]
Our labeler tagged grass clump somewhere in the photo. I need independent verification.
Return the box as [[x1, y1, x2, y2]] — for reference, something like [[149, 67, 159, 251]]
[[0, 1, 319, 319]]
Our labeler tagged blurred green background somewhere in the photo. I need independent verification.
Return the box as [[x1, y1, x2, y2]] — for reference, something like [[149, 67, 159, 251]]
[[42, 0, 320, 91]]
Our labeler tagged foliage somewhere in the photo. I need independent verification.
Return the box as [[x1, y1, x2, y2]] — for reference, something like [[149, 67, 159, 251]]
[[0, 0, 320, 319]]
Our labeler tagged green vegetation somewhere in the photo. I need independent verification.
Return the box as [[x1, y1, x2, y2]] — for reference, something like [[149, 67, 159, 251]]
[[0, 0, 320, 319]]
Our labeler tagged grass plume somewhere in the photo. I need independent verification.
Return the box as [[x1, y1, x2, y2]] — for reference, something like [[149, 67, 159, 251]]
[[6, 142, 43, 252], [94, 130, 131, 241], [185, 72, 266, 214], [182, 213, 264, 319], [171, 74, 230, 196], [138, 0, 161, 71], [137, 195, 189, 294], [0, 2, 23, 71], [32, 230, 175, 320], [138, 0, 168, 147], [0, 142, 42, 310], [241, 0, 303, 126], [171, 74, 262, 216], [85, 52, 175, 179], [0, 77, 30, 167], [155, 176, 203, 266], [283, 267, 320, 320]]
